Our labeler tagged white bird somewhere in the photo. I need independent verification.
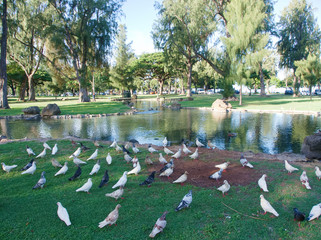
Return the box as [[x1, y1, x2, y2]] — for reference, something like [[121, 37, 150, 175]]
[[173, 171, 188, 185], [124, 152, 132, 163], [127, 162, 141, 175], [160, 167, 173, 178], [105, 187, 124, 200], [1, 162, 17, 173], [182, 143, 192, 154], [36, 148, 46, 158], [260, 195, 279, 217], [207, 140, 215, 149], [300, 171, 309, 183], [132, 144, 140, 154], [131, 156, 138, 167], [115, 144, 122, 152], [52, 143, 58, 155], [196, 138, 205, 147], [26, 146, 36, 156], [215, 162, 230, 172], [148, 144, 158, 154], [69, 147, 81, 158], [209, 169, 223, 181], [302, 180, 311, 189], [57, 202, 71, 226], [76, 178, 93, 193], [87, 149, 98, 161], [240, 155, 253, 168], [172, 148, 182, 159], [258, 174, 269, 192], [55, 162, 68, 176], [110, 139, 117, 148], [315, 166, 321, 180], [284, 160, 299, 174], [112, 171, 128, 189], [149, 211, 168, 238], [124, 142, 130, 150], [89, 160, 101, 175], [159, 153, 167, 164], [98, 204, 121, 228], [72, 156, 87, 165], [163, 137, 168, 147], [164, 147, 174, 155], [307, 203, 321, 221], [217, 180, 230, 196], [21, 161, 36, 175], [106, 153, 112, 165], [43, 142, 51, 150], [189, 148, 199, 160]]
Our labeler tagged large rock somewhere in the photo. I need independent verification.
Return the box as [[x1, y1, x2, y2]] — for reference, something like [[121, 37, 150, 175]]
[[22, 106, 40, 115], [41, 104, 61, 117], [211, 99, 232, 112], [301, 133, 321, 160]]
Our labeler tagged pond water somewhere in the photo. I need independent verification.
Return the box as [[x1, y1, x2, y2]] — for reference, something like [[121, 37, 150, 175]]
[[1, 100, 320, 154]]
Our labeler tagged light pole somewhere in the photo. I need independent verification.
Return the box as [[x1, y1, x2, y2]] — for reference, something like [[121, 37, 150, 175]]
[[92, 70, 95, 101]]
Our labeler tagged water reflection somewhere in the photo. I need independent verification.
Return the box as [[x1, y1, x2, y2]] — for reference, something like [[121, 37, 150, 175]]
[[1, 107, 320, 154]]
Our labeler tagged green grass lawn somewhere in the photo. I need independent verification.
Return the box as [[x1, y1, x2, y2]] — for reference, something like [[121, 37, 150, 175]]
[[1, 140, 321, 239]]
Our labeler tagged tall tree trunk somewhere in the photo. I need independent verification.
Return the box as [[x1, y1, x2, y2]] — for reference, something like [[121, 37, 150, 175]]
[[28, 76, 36, 101], [186, 58, 192, 97], [0, 0, 9, 109], [79, 83, 90, 102], [239, 85, 242, 106], [293, 74, 298, 96], [159, 80, 164, 95], [259, 63, 266, 96], [19, 77, 27, 101]]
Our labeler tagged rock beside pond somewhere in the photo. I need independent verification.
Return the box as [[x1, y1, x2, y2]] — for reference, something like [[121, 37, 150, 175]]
[[301, 133, 321, 160], [41, 104, 61, 117], [22, 106, 40, 115], [211, 99, 232, 112]]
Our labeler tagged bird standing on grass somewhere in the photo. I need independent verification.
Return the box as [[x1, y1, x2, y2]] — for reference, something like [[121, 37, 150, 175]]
[[43, 142, 51, 150], [1, 162, 17, 173], [307, 203, 321, 221], [89, 160, 101, 175], [21, 159, 34, 171], [26, 146, 36, 156], [164, 147, 174, 155], [69, 147, 81, 158], [240, 155, 253, 168], [51, 159, 62, 168], [57, 202, 71, 226], [258, 174, 269, 192], [127, 161, 141, 175], [32, 171, 46, 189], [68, 166, 81, 181], [284, 160, 299, 174], [315, 166, 321, 180], [106, 153, 112, 165], [87, 149, 98, 161], [293, 208, 305, 227], [105, 187, 124, 201], [159, 153, 167, 164], [112, 171, 128, 189], [149, 211, 168, 238], [217, 180, 230, 196], [148, 144, 158, 154], [98, 204, 121, 228], [36, 148, 46, 158], [55, 162, 68, 176], [76, 178, 93, 193], [21, 161, 36, 175], [175, 190, 192, 211], [99, 170, 109, 188], [72, 156, 86, 165], [140, 171, 156, 187], [52, 143, 58, 155], [260, 195, 279, 217]]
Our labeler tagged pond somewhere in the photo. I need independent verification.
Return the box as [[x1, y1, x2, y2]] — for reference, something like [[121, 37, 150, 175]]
[[0, 100, 320, 154]]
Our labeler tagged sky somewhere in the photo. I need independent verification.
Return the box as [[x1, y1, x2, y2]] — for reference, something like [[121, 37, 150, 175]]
[[120, 0, 321, 56]]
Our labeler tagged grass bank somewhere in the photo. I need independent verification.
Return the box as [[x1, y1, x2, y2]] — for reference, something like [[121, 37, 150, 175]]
[[1, 140, 321, 239]]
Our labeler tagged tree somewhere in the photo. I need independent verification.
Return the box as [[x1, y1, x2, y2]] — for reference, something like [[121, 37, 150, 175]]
[[277, 0, 321, 96], [153, 0, 217, 97], [222, 0, 268, 105], [295, 52, 321, 100], [48, 0, 123, 102], [0, 0, 10, 108], [110, 24, 135, 95], [8, 0, 51, 101]]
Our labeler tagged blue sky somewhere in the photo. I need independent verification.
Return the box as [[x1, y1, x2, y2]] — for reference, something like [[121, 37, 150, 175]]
[[120, 0, 321, 56]]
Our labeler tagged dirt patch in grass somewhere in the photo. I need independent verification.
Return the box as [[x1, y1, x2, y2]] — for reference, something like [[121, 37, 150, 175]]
[[143, 146, 278, 188]]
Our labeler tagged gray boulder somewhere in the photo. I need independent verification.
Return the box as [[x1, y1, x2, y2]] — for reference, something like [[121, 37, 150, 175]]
[[301, 133, 321, 160], [211, 99, 232, 112], [41, 104, 61, 117], [22, 106, 40, 115]]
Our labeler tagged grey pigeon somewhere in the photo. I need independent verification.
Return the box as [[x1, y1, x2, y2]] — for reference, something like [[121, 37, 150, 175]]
[[175, 190, 193, 211], [32, 171, 46, 189], [99, 170, 109, 188], [21, 159, 34, 171], [80, 142, 90, 151], [209, 169, 223, 180], [159, 159, 174, 173], [139, 171, 156, 187], [68, 166, 82, 181]]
